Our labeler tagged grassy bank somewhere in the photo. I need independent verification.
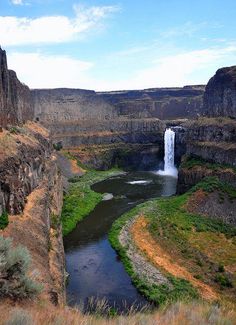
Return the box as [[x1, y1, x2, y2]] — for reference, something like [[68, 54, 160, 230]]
[[109, 177, 236, 305], [62, 168, 122, 236], [109, 203, 199, 306]]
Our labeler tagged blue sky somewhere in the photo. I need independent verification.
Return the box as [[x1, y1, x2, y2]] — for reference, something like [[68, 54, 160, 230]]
[[1, 0, 236, 90]]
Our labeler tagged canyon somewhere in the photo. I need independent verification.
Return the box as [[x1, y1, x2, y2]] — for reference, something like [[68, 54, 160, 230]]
[[0, 44, 236, 319]]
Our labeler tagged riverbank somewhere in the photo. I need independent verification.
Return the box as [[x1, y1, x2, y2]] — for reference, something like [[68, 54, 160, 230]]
[[109, 177, 236, 306], [61, 168, 123, 236]]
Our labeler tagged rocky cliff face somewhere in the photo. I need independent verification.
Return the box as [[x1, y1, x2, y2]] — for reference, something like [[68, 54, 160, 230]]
[[31, 88, 117, 123], [0, 123, 51, 215], [203, 66, 236, 118], [0, 48, 65, 306], [0, 48, 33, 127], [177, 66, 236, 193], [0, 122, 65, 305], [98, 86, 205, 119]]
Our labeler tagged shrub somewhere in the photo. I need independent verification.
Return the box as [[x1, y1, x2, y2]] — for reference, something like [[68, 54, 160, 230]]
[[5, 308, 33, 325], [214, 274, 233, 288], [53, 142, 63, 151], [0, 211, 9, 229], [218, 264, 225, 273], [0, 236, 43, 299]]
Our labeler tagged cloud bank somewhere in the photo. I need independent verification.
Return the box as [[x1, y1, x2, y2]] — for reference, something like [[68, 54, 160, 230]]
[[0, 4, 120, 46]]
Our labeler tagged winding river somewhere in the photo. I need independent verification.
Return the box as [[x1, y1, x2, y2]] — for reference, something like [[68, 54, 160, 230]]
[[64, 171, 177, 312]]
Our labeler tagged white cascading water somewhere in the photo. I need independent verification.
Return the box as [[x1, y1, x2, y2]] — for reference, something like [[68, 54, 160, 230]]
[[157, 128, 178, 177]]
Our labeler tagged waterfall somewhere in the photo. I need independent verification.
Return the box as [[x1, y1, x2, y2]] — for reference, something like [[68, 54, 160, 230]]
[[157, 128, 178, 177]]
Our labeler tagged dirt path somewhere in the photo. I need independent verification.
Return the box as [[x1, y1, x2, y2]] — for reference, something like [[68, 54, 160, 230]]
[[130, 215, 218, 301]]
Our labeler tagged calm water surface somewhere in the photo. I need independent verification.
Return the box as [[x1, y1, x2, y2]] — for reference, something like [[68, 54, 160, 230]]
[[64, 171, 177, 312]]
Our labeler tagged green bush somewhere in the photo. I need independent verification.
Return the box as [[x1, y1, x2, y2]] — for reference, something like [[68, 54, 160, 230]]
[[0, 210, 9, 229], [0, 236, 43, 299], [53, 142, 63, 151], [214, 274, 233, 288]]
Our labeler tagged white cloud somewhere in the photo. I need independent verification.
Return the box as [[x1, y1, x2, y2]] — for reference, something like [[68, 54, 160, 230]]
[[0, 4, 120, 46], [98, 45, 236, 90], [7, 45, 236, 91], [11, 0, 23, 5], [7, 52, 94, 88]]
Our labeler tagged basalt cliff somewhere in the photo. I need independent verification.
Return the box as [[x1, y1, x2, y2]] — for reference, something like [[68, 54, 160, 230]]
[[0, 47, 65, 306], [31, 85, 204, 170], [177, 65, 236, 194], [0, 47, 33, 128]]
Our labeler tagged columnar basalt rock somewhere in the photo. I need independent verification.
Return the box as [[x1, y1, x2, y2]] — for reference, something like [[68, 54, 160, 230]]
[[98, 86, 205, 119], [203, 66, 236, 118], [0, 47, 33, 127]]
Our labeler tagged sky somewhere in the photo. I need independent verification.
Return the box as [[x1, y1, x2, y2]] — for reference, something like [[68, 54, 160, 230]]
[[1, 0, 236, 90]]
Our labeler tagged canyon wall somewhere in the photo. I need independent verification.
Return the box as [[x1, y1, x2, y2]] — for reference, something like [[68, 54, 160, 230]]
[[98, 86, 204, 119], [31, 88, 117, 123], [0, 123, 65, 305], [0, 48, 65, 305], [203, 66, 236, 118], [178, 65, 236, 193], [0, 48, 33, 127], [31, 85, 204, 169]]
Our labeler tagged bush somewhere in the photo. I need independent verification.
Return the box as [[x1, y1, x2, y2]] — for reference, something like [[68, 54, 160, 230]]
[[53, 142, 63, 151], [214, 274, 233, 288], [0, 236, 43, 299], [5, 308, 33, 325], [0, 211, 9, 229]]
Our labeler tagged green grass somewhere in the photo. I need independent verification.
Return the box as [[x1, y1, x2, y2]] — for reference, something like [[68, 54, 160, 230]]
[[0, 210, 9, 229], [181, 157, 236, 173], [109, 177, 236, 304], [61, 168, 122, 236], [190, 176, 236, 201], [109, 204, 199, 306]]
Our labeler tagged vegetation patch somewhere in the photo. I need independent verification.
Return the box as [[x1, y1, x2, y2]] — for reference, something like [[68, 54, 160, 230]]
[[109, 205, 199, 306], [62, 168, 122, 236], [191, 176, 236, 201], [181, 157, 236, 174], [110, 177, 236, 304], [0, 211, 9, 229], [0, 236, 42, 299]]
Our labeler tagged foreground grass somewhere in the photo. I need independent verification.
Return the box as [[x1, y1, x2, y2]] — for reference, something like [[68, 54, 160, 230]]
[[109, 177, 236, 305], [62, 168, 122, 236], [1, 301, 236, 325]]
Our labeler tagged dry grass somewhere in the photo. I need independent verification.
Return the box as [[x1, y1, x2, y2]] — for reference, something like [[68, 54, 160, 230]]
[[1, 301, 236, 325]]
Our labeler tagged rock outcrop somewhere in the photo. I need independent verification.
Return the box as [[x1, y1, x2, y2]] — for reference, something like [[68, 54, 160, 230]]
[[0, 47, 33, 127], [31, 88, 117, 123], [0, 123, 51, 215], [98, 86, 205, 119], [177, 66, 236, 193], [203, 66, 236, 118], [0, 122, 66, 305]]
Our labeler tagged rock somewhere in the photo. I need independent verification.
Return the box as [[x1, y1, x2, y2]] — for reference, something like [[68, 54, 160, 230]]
[[0, 47, 33, 127], [203, 66, 236, 118], [98, 86, 205, 120]]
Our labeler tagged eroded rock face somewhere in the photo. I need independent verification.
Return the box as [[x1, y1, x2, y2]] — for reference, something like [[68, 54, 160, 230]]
[[203, 66, 236, 118], [0, 48, 33, 127], [0, 123, 51, 215], [31, 88, 118, 123], [98, 86, 205, 119], [184, 119, 236, 166]]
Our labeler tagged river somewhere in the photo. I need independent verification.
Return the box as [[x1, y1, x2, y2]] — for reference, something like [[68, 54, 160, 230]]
[[64, 171, 177, 312]]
